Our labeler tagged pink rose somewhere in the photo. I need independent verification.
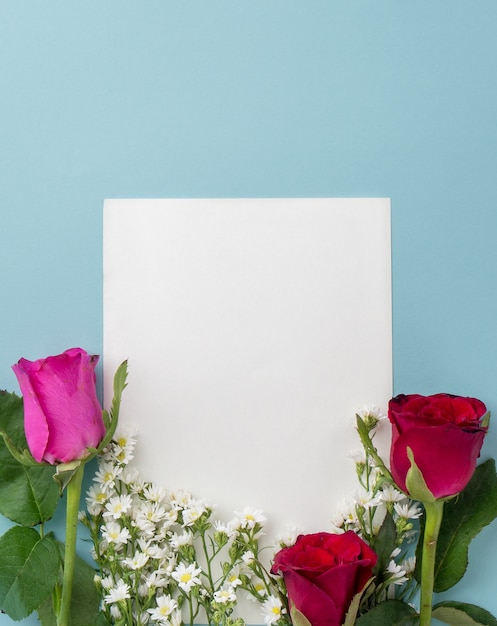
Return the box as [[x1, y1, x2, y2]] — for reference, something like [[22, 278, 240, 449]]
[[388, 393, 488, 500], [271, 531, 377, 626], [12, 348, 105, 464]]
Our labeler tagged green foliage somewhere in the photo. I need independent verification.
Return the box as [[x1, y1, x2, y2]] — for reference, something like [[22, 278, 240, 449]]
[[98, 360, 128, 453], [433, 601, 497, 626], [371, 512, 397, 578], [355, 599, 419, 625], [0, 391, 59, 526], [415, 460, 497, 593], [0, 527, 60, 620], [37, 544, 101, 626], [0, 390, 36, 464], [0, 442, 60, 526]]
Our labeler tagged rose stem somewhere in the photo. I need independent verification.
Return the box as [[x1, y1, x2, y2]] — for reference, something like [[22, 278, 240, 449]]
[[419, 500, 444, 626], [57, 463, 85, 626]]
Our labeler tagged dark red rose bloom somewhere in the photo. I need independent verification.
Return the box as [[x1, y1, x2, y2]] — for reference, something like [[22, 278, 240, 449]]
[[388, 393, 488, 500], [271, 531, 377, 626]]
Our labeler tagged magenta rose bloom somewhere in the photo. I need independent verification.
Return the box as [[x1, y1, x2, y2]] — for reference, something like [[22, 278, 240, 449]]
[[271, 531, 377, 626], [388, 393, 488, 500], [12, 347, 105, 464]]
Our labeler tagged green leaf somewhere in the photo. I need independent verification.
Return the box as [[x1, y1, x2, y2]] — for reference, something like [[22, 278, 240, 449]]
[[0, 439, 59, 526], [432, 459, 497, 592], [433, 601, 497, 626], [355, 600, 419, 625], [37, 543, 101, 626], [290, 605, 312, 626], [0, 390, 38, 465], [88, 613, 113, 626], [94, 360, 128, 454], [372, 512, 397, 579], [0, 390, 59, 526], [0, 527, 60, 620]]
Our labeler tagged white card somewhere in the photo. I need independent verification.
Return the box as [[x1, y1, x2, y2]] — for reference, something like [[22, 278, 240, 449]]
[[103, 198, 392, 621]]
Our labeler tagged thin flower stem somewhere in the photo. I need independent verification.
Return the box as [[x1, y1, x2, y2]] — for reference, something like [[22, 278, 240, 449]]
[[419, 500, 444, 626], [57, 463, 85, 626]]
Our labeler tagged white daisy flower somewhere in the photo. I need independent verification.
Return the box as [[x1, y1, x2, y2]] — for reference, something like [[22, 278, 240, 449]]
[[213, 583, 237, 604], [169, 530, 193, 549], [109, 605, 122, 620], [213, 519, 238, 539], [348, 449, 367, 464], [136, 501, 168, 524], [182, 501, 207, 526], [233, 506, 266, 530], [145, 569, 169, 590], [100, 575, 114, 590], [241, 550, 255, 565], [386, 560, 408, 585], [86, 484, 109, 515], [101, 521, 131, 547], [147, 594, 178, 623], [123, 550, 150, 570], [394, 502, 423, 520], [226, 565, 243, 588], [252, 578, 267, 597], [169, 488, 192, 510], [171, 562, 202, 592], [104, 494, 133, 520], [277, 524, 302, 547], [143, 484, 168, 504], [104, 579, 130, 604], [94, 462, 122, 490], [354, 488, 382, 510], [380, 485, 406, 504], [261, 595, 286, 625]]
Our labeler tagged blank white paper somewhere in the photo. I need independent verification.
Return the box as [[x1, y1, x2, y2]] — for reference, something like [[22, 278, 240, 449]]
[[103, 197, 392, 621]]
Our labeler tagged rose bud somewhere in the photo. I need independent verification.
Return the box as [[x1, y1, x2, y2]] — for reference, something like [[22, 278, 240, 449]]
[[388, 393, 488, 500], [12, 347, 105, 464], [271, 531, 377, 626]]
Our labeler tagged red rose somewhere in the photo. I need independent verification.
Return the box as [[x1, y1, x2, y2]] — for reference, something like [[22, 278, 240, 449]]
[[271, 531, 377, 626], [388, 393, 488, 500]]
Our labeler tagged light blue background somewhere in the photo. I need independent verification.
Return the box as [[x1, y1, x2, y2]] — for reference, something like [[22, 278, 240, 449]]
[[1, 1, 496, 624]]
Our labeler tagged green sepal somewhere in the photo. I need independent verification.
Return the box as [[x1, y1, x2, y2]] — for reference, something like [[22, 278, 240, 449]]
[[433, 601, 497, 626], [354, 599, 419, 625], [53, 460, 84, 493], [343, 578, 375, 626], [290, 606, 312, 626], [0, 527, 60, 621], [405, 447, 436, 503], [481, 410, 491, 429]]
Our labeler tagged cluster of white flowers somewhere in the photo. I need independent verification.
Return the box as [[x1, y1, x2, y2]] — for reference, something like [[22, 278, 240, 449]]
[[82, 407, 424, 624], [330, 407, 421, 608], [80, 432, 289, 626]]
